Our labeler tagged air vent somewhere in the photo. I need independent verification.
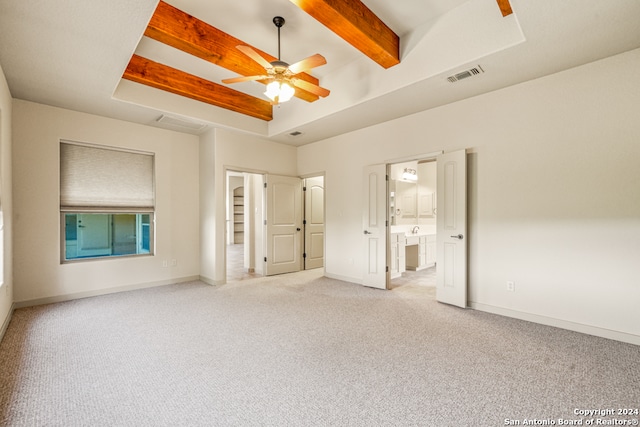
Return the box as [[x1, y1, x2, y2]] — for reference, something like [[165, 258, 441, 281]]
[[288, 131, 303, 137], [155, 114, 207, 132], [447, 65, 484, 83]]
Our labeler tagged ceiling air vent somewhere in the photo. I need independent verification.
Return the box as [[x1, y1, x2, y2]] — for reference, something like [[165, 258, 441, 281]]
[[289, 131, 303, 137], [155, 114, 207, 132], [447, 65, 484, 83]]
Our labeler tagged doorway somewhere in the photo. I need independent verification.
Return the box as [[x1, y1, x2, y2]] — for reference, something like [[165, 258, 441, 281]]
[[363, 149, 467, 307], [226, 170, 263, 282], [225, 171, 325, 282], [389, 159, 437, 292]]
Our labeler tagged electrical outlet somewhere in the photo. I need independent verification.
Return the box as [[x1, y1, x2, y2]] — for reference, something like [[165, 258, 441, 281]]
[[507, 281, 515, 292], [171, 259, 177, 267]]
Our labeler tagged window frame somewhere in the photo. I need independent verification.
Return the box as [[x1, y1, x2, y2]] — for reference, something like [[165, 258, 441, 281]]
[[59, 140, 156, 263], [60, 212, 155, 264]]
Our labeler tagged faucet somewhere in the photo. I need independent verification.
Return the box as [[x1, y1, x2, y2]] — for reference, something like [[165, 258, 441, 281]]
[[411, 226, 420, 234]]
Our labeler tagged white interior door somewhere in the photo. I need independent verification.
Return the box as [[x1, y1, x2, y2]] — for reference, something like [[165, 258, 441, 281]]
[[304, 176, 324, 270], [264, 174, 303, 276], [436, 149, 467, 308], [363, 164, 387, 289]]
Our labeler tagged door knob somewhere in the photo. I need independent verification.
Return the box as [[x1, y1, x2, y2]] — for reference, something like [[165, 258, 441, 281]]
[[450, 234, 464, 240], [296, 228, 301, 231], [364, 230, 372, 235]]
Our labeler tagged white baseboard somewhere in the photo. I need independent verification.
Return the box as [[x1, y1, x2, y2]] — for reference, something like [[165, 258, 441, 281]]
[[14, 276, 201, 309], [199, 275, 224, 286], [470, 301, 640, 346], [1, 303, 15, 342], [324, 272, 362, 286]]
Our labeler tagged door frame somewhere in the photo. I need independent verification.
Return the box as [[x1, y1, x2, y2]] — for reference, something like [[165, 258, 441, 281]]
[[224, 168, 326, 281], [223, 166, 267, 283], [384, 150, 469, 289], [382, 151, 447, 290], [382, 150, 468, 305]]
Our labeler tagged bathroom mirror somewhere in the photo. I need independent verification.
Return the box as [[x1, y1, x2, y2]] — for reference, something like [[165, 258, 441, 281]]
[[389, 160, 436, 226]]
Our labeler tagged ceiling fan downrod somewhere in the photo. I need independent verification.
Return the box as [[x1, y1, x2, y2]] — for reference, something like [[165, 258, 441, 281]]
[[273, 16, 285, 61]]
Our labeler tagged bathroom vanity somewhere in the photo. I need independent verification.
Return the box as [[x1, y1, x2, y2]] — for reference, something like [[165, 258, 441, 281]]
[[390, 229, 436, 278], [405, 233, 436, 271]]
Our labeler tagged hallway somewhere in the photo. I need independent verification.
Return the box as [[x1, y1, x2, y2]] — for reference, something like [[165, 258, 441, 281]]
[[226, 244, 259, 282]]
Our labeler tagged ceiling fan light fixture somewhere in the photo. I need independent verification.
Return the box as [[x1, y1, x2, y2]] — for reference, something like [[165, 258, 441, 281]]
[[222, 16, 329, 106], [265, 80, 295, 103]]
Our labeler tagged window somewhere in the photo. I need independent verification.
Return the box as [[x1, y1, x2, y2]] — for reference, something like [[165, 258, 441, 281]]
[[60, 141, 155, 261], [0, 187, 4, 287], [0, 110, 4, 287]]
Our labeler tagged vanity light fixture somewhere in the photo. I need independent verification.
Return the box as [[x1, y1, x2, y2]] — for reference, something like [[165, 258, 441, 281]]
[[402, 168, 418, 182]]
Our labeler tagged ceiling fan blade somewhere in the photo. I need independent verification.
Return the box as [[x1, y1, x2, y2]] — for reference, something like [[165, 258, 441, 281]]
[[222, 75, 270, 84], [292, 78, 330, 98], [288, 54, 327, 75], [236, 45, 273, 71]]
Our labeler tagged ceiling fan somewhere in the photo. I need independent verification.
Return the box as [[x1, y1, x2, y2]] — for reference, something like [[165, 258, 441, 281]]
[[222, 16, 330, 104]]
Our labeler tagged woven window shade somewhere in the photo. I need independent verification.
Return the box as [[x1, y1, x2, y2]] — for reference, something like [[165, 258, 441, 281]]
[[60, 142, 154, 211]]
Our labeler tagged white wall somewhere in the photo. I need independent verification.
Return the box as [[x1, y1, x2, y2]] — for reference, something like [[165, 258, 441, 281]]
[[199, 127, 297, 284], [12, 100, 200, 304], [298, 48, 640, 343], [0, 64, 13, 336]]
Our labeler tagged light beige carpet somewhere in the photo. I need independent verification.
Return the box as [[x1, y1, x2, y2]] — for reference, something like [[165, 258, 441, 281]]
[[1, 269, 639, 426]]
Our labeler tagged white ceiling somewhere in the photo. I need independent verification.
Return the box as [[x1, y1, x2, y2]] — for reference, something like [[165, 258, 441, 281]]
[[1, 0, 639, 146]]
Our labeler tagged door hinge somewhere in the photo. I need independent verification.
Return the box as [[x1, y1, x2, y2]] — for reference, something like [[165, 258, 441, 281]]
[[303, 253, 307, 258], [386, 174, 389, 181], [303, 186, 307, 191], [386, 266, 389, 272], [264, 220, 267, 225], [264, 257, 267, 262], [386, 220, 388, 227], [303, 219, 307, 225], [264, 182, 267, 188]]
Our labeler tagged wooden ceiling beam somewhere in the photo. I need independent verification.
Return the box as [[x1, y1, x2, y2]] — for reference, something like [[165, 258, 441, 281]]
[[123, 55, 273, 121], [289, 0, 399, 69], [496, 0, 513, 17], [145, 1, 320, 103]]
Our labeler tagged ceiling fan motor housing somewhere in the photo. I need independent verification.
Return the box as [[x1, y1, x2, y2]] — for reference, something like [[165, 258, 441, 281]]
[[270, 60, 290, 70]]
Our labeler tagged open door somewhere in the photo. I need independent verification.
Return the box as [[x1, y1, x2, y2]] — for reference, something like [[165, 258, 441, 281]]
[[304, 176, 324, 270], [264, 174, 303, 276], [436, 149, 467, 307], [362, 164, 387, 289]]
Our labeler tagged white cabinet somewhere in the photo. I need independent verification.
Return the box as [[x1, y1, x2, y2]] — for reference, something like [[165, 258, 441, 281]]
[[425, 234, 436, 266], [406, 234, 436, 271], [390, 232, 406, 279]]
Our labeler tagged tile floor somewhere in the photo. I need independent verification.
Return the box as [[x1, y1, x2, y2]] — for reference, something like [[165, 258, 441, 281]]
[[389, 266, 436, 289], [228, 243, 436, 291]]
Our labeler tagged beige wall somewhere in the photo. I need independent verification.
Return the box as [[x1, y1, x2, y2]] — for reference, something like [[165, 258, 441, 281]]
[[0, 64, 13, 335], [12, 100, 200, 304], [298, 48, 640, 343]]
